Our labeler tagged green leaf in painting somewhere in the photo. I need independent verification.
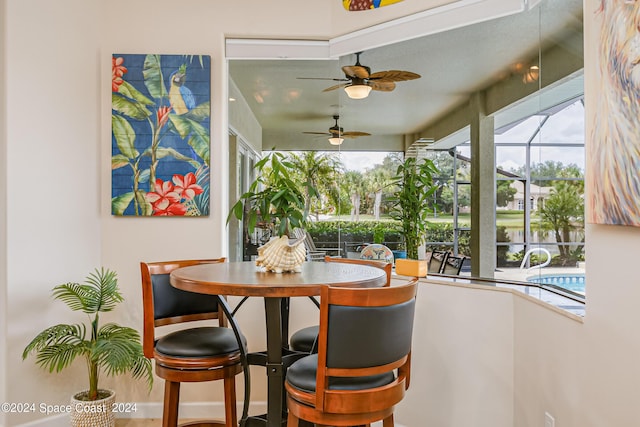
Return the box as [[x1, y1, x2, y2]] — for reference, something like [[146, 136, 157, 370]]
[[112, 94, 152, 121], [138, 169, 150, 184], [155, 147, 201, 169], [112, 115, 139, 159], [185, 102, 211, 122], [111, 155, 130, 170], [167, 114, 191, 139], [112, 192, 135, 216], [193, 166, 210, 216], [187, 122, 210, 165], [142, 55, 167, 100], [116, 81, 154, 106], [134, 190, 153, 216]]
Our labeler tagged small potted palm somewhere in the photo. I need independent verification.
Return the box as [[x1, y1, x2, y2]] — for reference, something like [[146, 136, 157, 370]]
[[390, 156, 440, 276], [228, 151, 318, 272], [23, 268, 153, 427]]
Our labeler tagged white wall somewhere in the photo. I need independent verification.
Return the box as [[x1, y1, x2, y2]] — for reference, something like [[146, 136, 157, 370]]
[[6, 0, 640, 426], [1, 0, 8, 425], [399, 281, 515, 427], [5, 0, 103, 425]]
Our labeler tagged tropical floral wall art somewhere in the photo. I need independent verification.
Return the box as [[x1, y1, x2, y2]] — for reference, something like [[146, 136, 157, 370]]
[[111, 54, 210, 216]]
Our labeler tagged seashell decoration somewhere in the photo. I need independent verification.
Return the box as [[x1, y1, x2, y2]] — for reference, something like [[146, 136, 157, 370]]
[[255, 235, 307, 273]]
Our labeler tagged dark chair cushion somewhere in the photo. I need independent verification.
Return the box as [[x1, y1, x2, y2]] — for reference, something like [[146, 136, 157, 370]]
[[286, 354, 394, 393], [155, 327, 244, 358], [290, 325, 319, 353]]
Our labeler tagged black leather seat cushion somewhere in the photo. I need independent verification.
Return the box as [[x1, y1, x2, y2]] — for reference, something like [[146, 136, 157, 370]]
[[155, 327, 244, 358], [290, 325, 319, 353], [286, 354, 394, 393]]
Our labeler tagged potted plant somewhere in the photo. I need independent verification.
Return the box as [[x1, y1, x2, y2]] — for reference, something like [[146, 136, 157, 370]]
[[227, 151, 318, 272], [22, 268, 153, 427], [390, 156, 440, 276]]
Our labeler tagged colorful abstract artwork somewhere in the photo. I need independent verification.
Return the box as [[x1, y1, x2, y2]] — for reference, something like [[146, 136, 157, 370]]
[[111, 54, 210, 216], [588, 2, 640, 226], [343, 0, 403, 11]]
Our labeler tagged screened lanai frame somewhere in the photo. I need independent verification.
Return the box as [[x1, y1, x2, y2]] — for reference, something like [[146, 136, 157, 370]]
[[420, 95, 585, 287]]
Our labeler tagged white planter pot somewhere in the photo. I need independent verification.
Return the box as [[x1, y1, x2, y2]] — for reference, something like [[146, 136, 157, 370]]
[[70, 389, 115, 427]]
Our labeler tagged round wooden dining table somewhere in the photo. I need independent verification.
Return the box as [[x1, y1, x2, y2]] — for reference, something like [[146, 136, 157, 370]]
[[170, 260, 387, 427]]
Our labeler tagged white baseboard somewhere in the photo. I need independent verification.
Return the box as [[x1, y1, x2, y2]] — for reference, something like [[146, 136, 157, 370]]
[[14, 401, 406, 427], [14, 401, 267, 426]]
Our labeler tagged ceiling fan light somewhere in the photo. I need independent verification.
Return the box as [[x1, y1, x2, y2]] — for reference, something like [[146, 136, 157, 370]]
[[344, 84, 372, 99], [328, 137, 344, 145]]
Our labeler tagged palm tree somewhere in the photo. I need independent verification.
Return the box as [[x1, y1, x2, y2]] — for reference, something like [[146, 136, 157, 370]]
[[540, 181, 584, 264], [23, 268, 153, 401], [342, 170, 365, 221], [288, 151, 342, 220], [364, 168, 393, 220]]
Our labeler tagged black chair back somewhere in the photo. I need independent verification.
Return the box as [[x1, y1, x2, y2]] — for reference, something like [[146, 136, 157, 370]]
[[326, 298, 415, 368], [441, 255, 466, 275], [428, 250, 449, 273], [151, 273, 220, 321]]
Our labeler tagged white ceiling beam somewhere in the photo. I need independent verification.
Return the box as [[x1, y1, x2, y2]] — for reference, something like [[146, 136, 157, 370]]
[[226, 0, 527, 60]]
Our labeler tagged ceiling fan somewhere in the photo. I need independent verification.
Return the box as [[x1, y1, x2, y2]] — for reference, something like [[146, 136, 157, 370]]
[[298, 52, 421, 99], [303, 115, 371, 145]]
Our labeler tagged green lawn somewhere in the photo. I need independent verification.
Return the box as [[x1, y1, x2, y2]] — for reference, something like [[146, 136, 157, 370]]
[[323, 210, 540, 229]]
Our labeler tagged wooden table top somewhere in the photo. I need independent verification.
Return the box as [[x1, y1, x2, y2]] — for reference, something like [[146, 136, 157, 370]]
[[170, 261, 387, 297]]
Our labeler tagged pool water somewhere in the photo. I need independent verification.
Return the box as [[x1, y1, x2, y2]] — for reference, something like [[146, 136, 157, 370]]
[[527, 274, 585, 293]]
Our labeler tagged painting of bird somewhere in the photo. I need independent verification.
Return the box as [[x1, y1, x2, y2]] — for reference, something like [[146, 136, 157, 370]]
[[169, 64, 195, 115]]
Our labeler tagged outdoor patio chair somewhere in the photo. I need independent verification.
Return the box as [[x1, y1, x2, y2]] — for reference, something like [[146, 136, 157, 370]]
[[441, 254, 466, 275], [428, 250, 449, 274], [293, 228, 343, 261]]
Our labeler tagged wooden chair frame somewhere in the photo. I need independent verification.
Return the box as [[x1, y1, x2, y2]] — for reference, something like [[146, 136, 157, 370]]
[[324, 255, 392, 286], [285, 278, 419, 427], [140, 258, 246, 427]]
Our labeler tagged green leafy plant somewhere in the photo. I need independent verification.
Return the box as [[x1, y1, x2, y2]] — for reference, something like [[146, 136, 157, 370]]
[[227, 151, 318, 237], [390, 157, 440, 259], [23, 268, 153, 401]]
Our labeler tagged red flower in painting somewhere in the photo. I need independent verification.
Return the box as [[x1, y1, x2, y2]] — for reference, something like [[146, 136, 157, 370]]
[[156, 106, 172, 129], [112, 57, 128, 92], [146, 179, 187, 216], [172, 173, 203, 200]]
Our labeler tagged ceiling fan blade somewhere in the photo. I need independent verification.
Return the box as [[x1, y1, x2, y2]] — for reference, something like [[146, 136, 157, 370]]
[[342, 65, 370, 79], [341, 131, 371, 138], [369, 80, 396, 91], [303, 131, 331, 136], [368, 70, 421, 82], [322, 83, 350, 92], [297, 77, 349, 82]]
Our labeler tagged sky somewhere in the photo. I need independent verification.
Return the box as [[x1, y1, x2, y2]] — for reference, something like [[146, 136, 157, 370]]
[[337, 151, 392, 172], [335, 99, 585, 174]]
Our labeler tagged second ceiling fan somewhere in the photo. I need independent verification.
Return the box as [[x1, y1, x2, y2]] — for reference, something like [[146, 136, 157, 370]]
[[303, 115, 370, 145]]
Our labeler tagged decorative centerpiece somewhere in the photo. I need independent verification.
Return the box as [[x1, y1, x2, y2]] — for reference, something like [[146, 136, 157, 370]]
[[255, 235, 307, 273], [390, 157, 440, 277], [228, 151, 318, 273]]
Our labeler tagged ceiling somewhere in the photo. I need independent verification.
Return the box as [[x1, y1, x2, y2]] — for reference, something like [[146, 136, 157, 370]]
[[228, 0, 583, 153]]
